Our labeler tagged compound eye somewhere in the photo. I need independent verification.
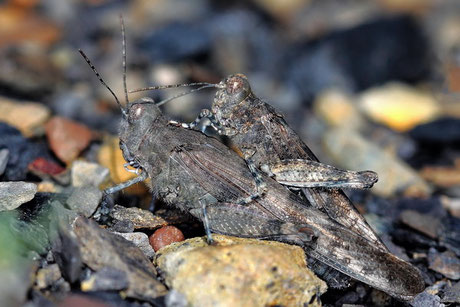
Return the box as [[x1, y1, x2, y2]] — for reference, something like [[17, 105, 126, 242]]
[[129, 103, 145, 121], [225, 75, 250, 102]]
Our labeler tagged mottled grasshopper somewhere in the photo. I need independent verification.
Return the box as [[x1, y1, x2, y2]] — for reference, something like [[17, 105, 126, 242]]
[[79, 19, 424, 300]]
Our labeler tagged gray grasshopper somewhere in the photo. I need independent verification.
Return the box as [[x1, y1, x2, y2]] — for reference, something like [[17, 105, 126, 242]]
[[133, 74, 387, 253], [79, 21, 424, 300]]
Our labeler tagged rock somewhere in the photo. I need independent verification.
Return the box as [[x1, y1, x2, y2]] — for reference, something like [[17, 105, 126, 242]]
[[0, 148, 8, 176], [155, 235, 327, 307], [111, 205, 168, 230], [0, 97, 51, 137], [400, 210, 440, 239], [81, 267, 128, 292], [71, 217, 167, 302], [45, 116, 92, 164], [113, 232, 155, 259], [440, 196, 460, 218], [0, 122, 54, 181], [313, 89, 365, 130], [441, 281, 460, 303], [410, 117, 460, 145], [57, 294, 112, 307], [149, 226, 185, 252], [107, 219, 134, 233], [52, 222, 82, 284], [71, 160, 110, 188], [28, 157, 66, 177], [420, 162, 460, 188], [65, 186, 102, 218], [411, 291, 443, 307], [323, 127, 432, 197], [358, 83, 440, 132], [0, 181, 37, 211], [35, 264, 61, 289], [428, 248, 460, 280]]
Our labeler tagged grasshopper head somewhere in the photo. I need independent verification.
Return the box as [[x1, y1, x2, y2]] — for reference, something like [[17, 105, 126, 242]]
[[119, 97, 166, 165], [213, 73, 253, 119]]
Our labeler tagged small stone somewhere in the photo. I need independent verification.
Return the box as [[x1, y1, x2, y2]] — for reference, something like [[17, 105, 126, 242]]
[[411, 291, 443, 307], [111, 204, 168, 229], [114, 232, 155, 259], [420, 165, 460, 188], [71, 160, 110, 188], [65, 186, 102, 217], [150, 226, 185, 252], [0, 148, 8, 176], [440, 196, 460, 218], [410, 117, 460, 144], [155, 235, 327, 307], [323, 127, 432, 197], [45, 116, 92, 164], [441, 281, 460, 303], [28, 157, 66, 177], [0, 97, 51, 137], [0, 181, 37, 211], [71, 217, 167, 301], [314, 89, 364, 130], [107, 219, 134, 233], [428, 248, 460, 280], [57, 294, 111, 307], [359, 83, 440, 132], [81, 267, 128, 292], [36, 264, 61, 289], [400, 210, 440, 239]]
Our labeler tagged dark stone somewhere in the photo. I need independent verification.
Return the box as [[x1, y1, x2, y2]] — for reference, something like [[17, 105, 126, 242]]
[[82, 266, 129, 292], [410, 118, 460, 145], [0, 123, 56, 181], [52, 225, 83, 284], [441, 281, 460, 303], [286, 15, 431, 101], [438, 216, 460, 257]]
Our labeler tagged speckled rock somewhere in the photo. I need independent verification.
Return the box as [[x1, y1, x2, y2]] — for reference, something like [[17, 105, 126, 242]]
[[110, 205, 168, 230], [155, 235, 326, 307], [113, 232, 155, 259], [0, 181, 37, 211], [71, 161, 110, 188]]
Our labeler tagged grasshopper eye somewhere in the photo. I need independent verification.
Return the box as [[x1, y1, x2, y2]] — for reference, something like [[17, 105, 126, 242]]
[[225, 75, 251, 102]]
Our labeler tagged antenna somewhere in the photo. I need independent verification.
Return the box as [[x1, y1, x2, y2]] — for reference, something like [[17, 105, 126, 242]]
[[120, 15, 129, 105], [78, 49, 128, 118], [129, 82, 218, 93], [155, 84, 219, 106]]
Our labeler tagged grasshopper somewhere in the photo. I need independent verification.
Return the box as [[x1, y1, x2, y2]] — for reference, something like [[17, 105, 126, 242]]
[[79, 19, 424, 300], [132, 74, 386, 253]]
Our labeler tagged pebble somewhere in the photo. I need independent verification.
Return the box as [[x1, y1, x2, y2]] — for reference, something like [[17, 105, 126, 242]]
[[45, 116, 92, 164], [65, 186, 102, 218], [314, 89, 365, 130], [81, 267, 128, 292], [71, 160, 110, 188], [0, 148, 8, 176], [0, 181, 37, 211], [155, 235, 327, 307], [358, 83, 440, 132], [71, 217, 167, 301], [28, 157, 66, 177], [428, 248, 460, 280], [110, 204, 168, 230], [57, 295, 112, 307], [113, 232, 155, 259], [149, 226, 185, 252], [411, 291, 444, 307], [441, 281, 460, 304], [420, 163, 460, 188], [400, 210, 440, 239], [35, 263, 61, 289], [323, 127, 432, 197], [410, 117, 460, 144], [440, 196, 460, 218], [0, 97, 50, 137]]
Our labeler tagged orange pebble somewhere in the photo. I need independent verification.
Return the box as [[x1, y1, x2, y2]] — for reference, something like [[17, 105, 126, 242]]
[[149, 226, 184, 252]]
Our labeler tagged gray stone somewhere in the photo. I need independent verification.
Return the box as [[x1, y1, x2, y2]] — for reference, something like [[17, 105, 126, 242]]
[[113, 232, 155, 259], [71, 160, 109, 188], [111, 204, 168, 229], [0, 149, 8, 176], [428, 248, 460, 280], [81, 266, 128, 292], [0, 181, 37, 211], [65, 186, 102, 217], [411, 291, 444, 307], [71, 217, 167, 302]]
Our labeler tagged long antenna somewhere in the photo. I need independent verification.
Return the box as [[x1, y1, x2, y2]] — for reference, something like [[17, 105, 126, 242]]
[[155, 84, 218, 106], [79, 49, 128, 118], [129, 82, 218, 93], [120, 15, 129, 105]]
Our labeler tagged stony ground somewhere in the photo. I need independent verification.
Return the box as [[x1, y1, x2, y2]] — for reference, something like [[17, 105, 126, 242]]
[[1, 1, 460, 306]]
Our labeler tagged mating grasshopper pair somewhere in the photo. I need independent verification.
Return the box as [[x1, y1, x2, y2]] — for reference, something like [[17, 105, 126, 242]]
[[79, 18, 424, 301]]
